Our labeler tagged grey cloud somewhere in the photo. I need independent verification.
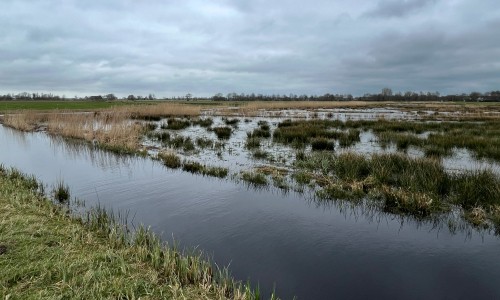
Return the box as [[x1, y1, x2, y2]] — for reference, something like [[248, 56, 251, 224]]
[[333, 20, 500, 94], [0, 0, 499, 96], [365, 0, 437, 18]]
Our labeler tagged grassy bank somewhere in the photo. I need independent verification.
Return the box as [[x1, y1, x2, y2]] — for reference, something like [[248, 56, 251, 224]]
[[0, 166, 273, 299]]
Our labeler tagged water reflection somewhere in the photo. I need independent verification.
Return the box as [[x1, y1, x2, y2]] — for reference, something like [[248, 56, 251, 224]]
[[1, 124, 500, 300], [47, 135, 141, 172], [2, 125, 30, 148]]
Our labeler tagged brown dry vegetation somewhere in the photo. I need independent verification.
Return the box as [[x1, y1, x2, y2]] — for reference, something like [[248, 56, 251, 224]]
[[1, 111, 42, 131], [116, 102, 203, 118], [232, 101, 377, 116], [2, 112, 146, 152]]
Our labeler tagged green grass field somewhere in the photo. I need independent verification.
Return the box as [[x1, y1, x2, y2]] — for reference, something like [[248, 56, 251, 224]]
[[0, 101, 155, 112]]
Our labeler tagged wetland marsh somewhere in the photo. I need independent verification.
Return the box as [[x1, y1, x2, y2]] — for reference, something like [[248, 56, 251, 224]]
[[1, 101, 500, 299]]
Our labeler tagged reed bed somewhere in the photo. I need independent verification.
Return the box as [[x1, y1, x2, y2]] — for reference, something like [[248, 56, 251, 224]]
[[2, 111, 46, 131], [2, 112, 149, 154], [47, 113, 145, 153]]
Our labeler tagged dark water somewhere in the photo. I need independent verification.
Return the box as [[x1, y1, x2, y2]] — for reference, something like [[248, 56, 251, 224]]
[[1, 125, 499, 299]]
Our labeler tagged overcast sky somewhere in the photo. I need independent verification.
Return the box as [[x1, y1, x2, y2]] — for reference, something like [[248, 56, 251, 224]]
[[1, 0, 499, 97]]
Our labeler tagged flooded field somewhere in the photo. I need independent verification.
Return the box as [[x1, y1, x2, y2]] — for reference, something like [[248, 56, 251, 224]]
[[1, 104, 500, 299]]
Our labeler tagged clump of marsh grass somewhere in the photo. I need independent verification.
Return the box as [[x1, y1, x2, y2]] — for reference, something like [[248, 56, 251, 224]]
[[315, 179, 365, 201], [424, 145, 451, 158], [53, 180, 70, 203], [247, 128, 271, 138], [241, 171, 268, 187], [158, 152, 182, 169], [166, 118, 191, 130], [182, 161, 229, 178], [166, 136, 195, 152], [292, 171, 313, 186], [182, 161, 204, 173], [245, 136, 261, 149], [338, 129, 361, 148], [148, 131, 171, 143], [295, 150, 307, 161], [464, 206, 488, 227], [311, 138, 334, 151], [182, 138, 195, 152], [192, 117, 213, 128], [331, 152, 371, 182], [212, 126, 232, 140], [252, 149, 269, 159], [196, 137, 214, 149], [370, 154, 449, 197], [223, 117, 240, 126], [257, 120, 270, 130], [450, 169, 500, 209], [247, 121, 271, 139], [380, 186, 436, 217], [203, 166, 229, 178], [272, 174, 289, 191]]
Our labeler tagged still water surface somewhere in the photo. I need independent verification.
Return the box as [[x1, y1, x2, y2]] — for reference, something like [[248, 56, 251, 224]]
[[1, 125, 499, 299]]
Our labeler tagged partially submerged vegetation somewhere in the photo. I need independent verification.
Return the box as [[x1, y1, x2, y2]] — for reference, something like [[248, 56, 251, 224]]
[[273, 119, 360, 149], [2, 112, 147, 155], [212, 126, 233, 140], [1, 101, 500, 232], [0, 166, 272, 299], [182, 160, 229, 178], [295, 152, 500, 228], [157, 152, 229, 178], [241, 171, 268, 188]]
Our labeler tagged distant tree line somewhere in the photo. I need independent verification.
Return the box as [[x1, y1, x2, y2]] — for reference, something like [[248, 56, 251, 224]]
[[1, 89, 499, 102], [357, 88, 500, 102]]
